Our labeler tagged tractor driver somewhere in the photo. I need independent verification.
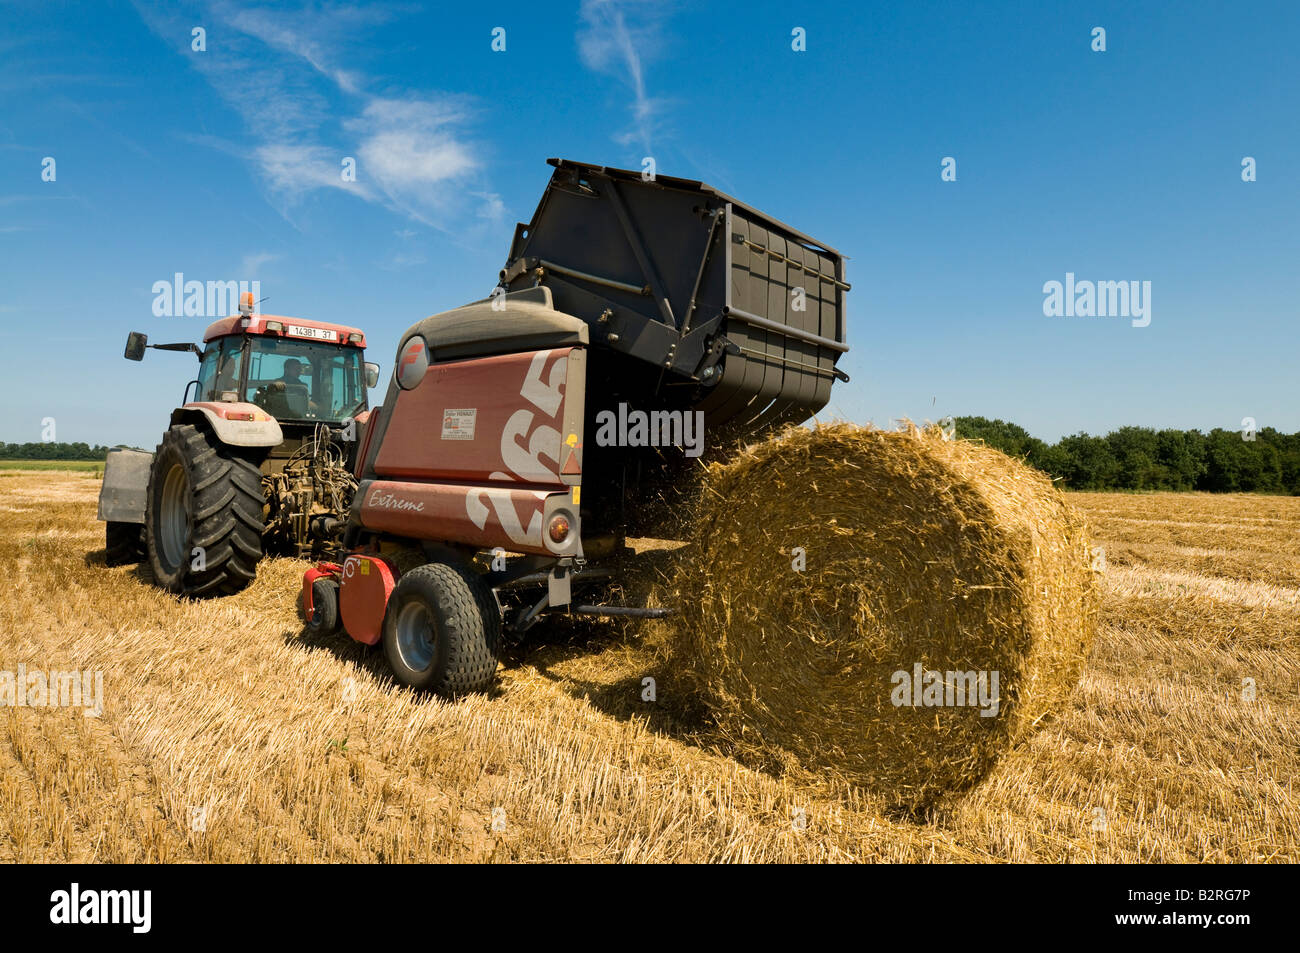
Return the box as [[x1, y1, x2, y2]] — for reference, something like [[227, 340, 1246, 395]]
[[278, 358, 317, 416]]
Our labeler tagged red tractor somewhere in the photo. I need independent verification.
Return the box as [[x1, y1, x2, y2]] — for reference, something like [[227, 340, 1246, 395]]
[[99, 294, 380, 596], [304, 159, 850, 695]]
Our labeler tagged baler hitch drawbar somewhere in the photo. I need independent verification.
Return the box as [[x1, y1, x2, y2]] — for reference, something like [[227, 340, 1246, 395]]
[[505, 586, 675, 638]]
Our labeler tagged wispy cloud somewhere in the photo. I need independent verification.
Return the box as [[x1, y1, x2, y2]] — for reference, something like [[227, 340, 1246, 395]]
[[132, 1, 500, 230], [378, 251, 427, 272], [253, 143, 372, 202], [577, 0, 670, 154], [239, 251, 279, 275], [224, 5, 366, 95], [346, 96, 480, 226]]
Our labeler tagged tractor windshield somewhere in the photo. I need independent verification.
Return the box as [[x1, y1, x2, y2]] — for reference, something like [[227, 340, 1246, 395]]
[[195, 337, 244, 403], [243, 337, 366, 423]]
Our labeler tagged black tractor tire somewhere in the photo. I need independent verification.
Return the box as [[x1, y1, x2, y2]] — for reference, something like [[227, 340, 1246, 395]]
[[145, 424, 265, 597], [382, 562, 501, 696], [304, 577, 341, 636], [105, 521, 147, 566]]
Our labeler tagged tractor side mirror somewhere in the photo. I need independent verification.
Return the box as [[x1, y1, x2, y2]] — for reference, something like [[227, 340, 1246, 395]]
[[364, 362, 380, 388], [124, 332, 148, 361]]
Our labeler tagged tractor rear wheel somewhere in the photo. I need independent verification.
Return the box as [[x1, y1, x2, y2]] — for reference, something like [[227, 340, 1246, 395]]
[[105, 521, 146, 566], [145, 424, 265, 596], [382, 562, 501, 695]]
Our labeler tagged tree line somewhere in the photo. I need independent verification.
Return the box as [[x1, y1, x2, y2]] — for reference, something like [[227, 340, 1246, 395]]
[[0, 442, 114, 460], [954, 417, 1300, 494]]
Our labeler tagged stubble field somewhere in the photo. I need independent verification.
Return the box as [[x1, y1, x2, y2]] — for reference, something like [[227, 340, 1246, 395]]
[[1, 470, 1296, 862]]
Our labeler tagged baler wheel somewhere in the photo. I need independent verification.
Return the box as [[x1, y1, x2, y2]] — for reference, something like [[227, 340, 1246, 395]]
[[304, 578, 341, 636], [145, 423, 265, 597], [382, 562, 501, 696]]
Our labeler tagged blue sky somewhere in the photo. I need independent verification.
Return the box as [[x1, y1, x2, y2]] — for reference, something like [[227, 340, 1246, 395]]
[[1, 0, 1296, 448]]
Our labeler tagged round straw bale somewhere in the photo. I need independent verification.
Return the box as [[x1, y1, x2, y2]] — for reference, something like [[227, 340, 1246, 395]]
[[670, 423, 1098, 808]]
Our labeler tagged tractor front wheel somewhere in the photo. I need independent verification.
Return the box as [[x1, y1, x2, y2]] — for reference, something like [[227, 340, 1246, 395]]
[[145, 424, 265, 596]]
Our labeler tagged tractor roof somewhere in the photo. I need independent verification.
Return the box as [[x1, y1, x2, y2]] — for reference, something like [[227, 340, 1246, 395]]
[[203, 313, 367, 348]]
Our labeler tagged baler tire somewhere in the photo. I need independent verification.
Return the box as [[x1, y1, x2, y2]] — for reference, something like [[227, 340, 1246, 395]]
[[145, 423, 265, 597], [382, 562, 501, 696], [105, 521, 146, 566], [304, 578, 341, 636]]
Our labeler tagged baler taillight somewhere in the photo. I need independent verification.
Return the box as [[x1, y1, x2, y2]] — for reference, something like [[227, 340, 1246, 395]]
[[548, 514, 570, 544]]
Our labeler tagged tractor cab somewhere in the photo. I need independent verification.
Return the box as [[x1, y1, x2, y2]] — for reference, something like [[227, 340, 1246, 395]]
[[103, 293, 383, 592], [194, 313, 378, 433], [124, 292, 379, 438]]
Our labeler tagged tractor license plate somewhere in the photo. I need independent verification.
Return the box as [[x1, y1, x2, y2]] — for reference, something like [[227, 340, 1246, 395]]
[[287, 325, 338, 341]]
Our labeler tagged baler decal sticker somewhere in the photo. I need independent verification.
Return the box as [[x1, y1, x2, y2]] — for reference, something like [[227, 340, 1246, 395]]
[[366, 487, 426, 512], [441, 408, 476, 440], [397, 336, 429, 390]]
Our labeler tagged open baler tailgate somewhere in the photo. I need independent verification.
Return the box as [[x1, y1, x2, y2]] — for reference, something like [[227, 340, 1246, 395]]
[[500, 159, 850, 437]]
